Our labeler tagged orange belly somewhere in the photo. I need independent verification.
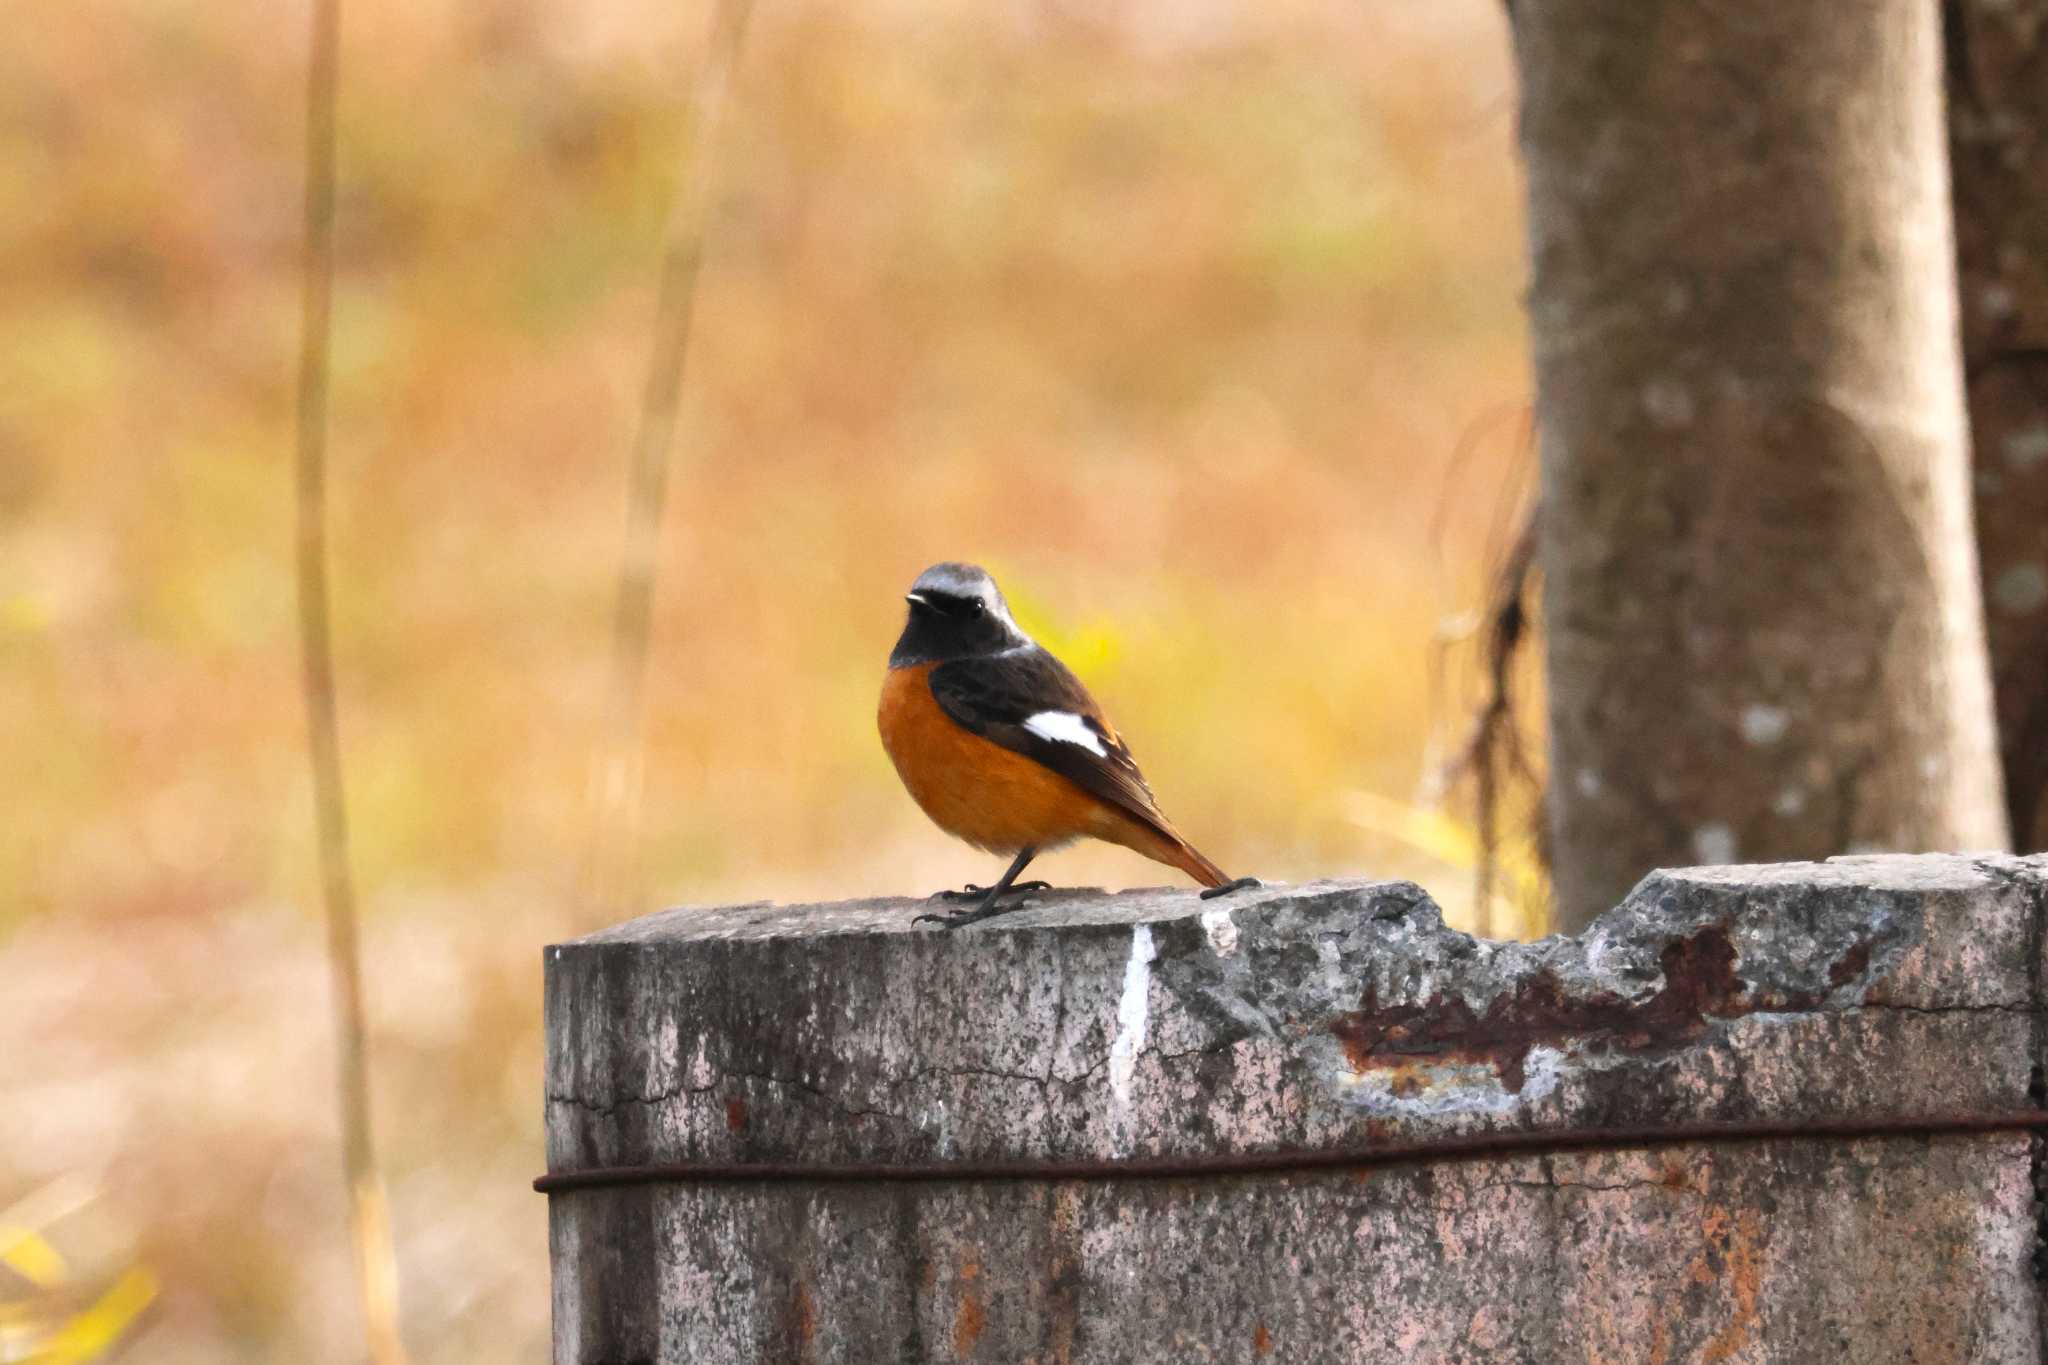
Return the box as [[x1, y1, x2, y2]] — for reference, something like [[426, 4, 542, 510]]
[[878, 662, 1121, 853]]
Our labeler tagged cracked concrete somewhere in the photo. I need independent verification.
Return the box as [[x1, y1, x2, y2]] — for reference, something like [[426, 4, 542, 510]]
[[545, 853, 2048, 1362]]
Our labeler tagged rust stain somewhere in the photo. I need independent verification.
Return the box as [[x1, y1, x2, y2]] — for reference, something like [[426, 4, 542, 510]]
[[1253, 1323, 1274, 1356], [1686, 1205, 1731, 1286], [1699, 1209, 1763, 1361], [1701, 1206, 1730, 1241], [1386, 1064, 1429, 1098], [1329, 925, 1801, 1093], [1647, 1314, 1671, 1365], [952, 1293, 986, 1355], [1045, 1183, 1082, 1365], [724, 1096, 749, 1133], [782, 1277, 817, 1362], [952, 1254, 986, 1356]]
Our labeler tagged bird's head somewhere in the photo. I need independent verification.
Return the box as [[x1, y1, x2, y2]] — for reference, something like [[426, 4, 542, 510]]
[[889, 562, 1029, 668]]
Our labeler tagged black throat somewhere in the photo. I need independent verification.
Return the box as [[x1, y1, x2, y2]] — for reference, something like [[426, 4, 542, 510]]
[[890, 593, 1017, 668]]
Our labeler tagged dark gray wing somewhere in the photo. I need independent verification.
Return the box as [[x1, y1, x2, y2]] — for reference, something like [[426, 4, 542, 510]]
[[927, 648, 1172, 838]]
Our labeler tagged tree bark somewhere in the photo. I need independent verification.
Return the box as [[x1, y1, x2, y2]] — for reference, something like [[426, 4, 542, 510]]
[[1948, 0, 2048, 852], [1509, 0, 2010, 929]]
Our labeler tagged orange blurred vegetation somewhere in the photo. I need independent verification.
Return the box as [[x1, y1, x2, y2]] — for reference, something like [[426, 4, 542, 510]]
[[0, 0, 1533, 1358]]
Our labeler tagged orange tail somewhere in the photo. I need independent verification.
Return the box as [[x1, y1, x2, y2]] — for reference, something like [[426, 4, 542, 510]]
[[1110, 816, 1230, 889], [1163, 837, 1230, 889]]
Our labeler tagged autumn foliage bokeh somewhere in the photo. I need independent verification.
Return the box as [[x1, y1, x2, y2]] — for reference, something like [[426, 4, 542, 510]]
[[1, 0, 1531, 1358]]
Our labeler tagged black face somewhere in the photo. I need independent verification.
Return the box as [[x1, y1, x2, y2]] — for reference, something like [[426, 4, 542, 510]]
[[889, 588, 1013, 668]]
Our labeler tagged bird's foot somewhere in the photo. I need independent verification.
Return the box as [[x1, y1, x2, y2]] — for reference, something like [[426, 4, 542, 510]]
[[914, 898, 1027, 929], [1199, 877, 1265, 900], [928, 879, 1053, 902]]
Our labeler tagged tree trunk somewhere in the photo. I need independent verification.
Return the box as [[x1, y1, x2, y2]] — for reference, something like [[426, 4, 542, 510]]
[[1949, 0, 2048, 852], [1509, 0, 2010, 929]]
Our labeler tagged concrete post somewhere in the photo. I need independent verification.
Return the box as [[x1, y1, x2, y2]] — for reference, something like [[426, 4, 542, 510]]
[[544, 855, 2048, 1362]]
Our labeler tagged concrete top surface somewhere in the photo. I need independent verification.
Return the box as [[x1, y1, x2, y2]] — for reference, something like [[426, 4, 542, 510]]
[[546, 854, 2048, 1172]]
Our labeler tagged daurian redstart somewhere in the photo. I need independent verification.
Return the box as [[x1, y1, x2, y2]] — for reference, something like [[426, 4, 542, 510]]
[[879, 562, 1255, 928]]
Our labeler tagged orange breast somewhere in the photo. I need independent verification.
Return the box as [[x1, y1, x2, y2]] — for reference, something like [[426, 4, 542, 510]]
[[878, 662, 1120, 853]]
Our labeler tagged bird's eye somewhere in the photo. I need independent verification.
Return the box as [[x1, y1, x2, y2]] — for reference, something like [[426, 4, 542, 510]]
[[970, 598, 986, 616]]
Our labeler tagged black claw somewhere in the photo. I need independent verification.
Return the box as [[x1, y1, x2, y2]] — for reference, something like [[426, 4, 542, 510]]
[[1199, 877, 1264, 900], [929, 879, 1053, 902]]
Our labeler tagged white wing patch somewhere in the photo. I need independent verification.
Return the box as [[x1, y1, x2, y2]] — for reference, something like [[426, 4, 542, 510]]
[[1024, 710, 1107, 757]]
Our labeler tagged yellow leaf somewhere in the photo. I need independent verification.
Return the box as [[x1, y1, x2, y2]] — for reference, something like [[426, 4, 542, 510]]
[[0, 1227, 68, 1290], [30, 1266, 158, 1364]]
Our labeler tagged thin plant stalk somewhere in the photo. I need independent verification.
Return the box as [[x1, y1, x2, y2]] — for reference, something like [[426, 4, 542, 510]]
[[294, 0, 408, 1359], [584, 0, 754, 921]]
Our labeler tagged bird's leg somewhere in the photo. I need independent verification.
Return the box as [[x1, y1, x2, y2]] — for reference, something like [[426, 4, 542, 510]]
[[929, 879, 1054, 902], [1199, 876, 1265, 900], [916, 848, 1039, 928]]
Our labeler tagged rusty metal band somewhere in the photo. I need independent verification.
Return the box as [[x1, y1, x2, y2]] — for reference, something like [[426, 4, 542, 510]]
[[533, 1109, 2048, 1194]]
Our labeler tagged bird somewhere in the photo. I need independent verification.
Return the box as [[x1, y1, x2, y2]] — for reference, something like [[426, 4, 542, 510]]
[[878, 562, 1257, 928]]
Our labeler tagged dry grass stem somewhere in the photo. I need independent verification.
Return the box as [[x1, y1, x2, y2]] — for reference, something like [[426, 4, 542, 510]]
[[294, 0, 409, 1359]]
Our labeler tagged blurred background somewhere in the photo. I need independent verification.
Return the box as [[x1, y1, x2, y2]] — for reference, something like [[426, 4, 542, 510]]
[[0, 0, 1532, 1358]]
